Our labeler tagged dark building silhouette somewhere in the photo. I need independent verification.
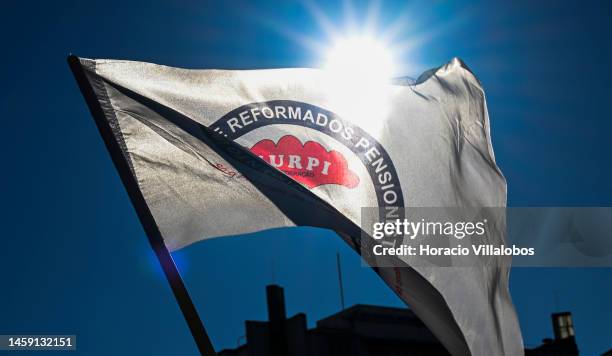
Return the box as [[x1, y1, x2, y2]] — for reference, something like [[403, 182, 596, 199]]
[[525, 312, 579, 356], [219, 285, 448, 356], [220, 285, 583, 356]]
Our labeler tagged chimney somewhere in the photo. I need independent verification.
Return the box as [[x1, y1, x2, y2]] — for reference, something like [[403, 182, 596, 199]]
[[266, 285, 288, 356], [551, 312, 575, 340], [267, 285, 287, 323]]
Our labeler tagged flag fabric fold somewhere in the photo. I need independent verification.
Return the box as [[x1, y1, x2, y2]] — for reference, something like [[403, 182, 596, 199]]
[[70, 55, 523, 356]]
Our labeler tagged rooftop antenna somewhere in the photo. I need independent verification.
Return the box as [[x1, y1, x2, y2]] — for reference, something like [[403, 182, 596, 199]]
[[336, 252, 346, 310]]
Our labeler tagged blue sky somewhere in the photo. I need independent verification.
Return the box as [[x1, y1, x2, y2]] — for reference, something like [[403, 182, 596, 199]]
[[1, 0, 611, 355]]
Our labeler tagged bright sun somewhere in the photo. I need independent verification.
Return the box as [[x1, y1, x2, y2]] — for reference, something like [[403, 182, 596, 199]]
[[324, 35, 396, 83], [319, 35, 397, 136]]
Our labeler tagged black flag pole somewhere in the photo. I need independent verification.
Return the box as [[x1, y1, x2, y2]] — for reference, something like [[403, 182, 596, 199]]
[[67, 55, 217, 356]]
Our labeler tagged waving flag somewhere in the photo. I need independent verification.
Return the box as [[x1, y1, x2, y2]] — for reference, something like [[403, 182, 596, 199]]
[[69, 56, 523, 356]]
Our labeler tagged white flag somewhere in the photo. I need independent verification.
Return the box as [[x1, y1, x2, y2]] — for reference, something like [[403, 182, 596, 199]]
[[70, 56, 523, 356]]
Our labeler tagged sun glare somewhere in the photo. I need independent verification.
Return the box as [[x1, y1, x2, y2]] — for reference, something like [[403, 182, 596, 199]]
[[253, 0, 463, 134], [320, 34, 397, 136], [324, 35, 396, 84]]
